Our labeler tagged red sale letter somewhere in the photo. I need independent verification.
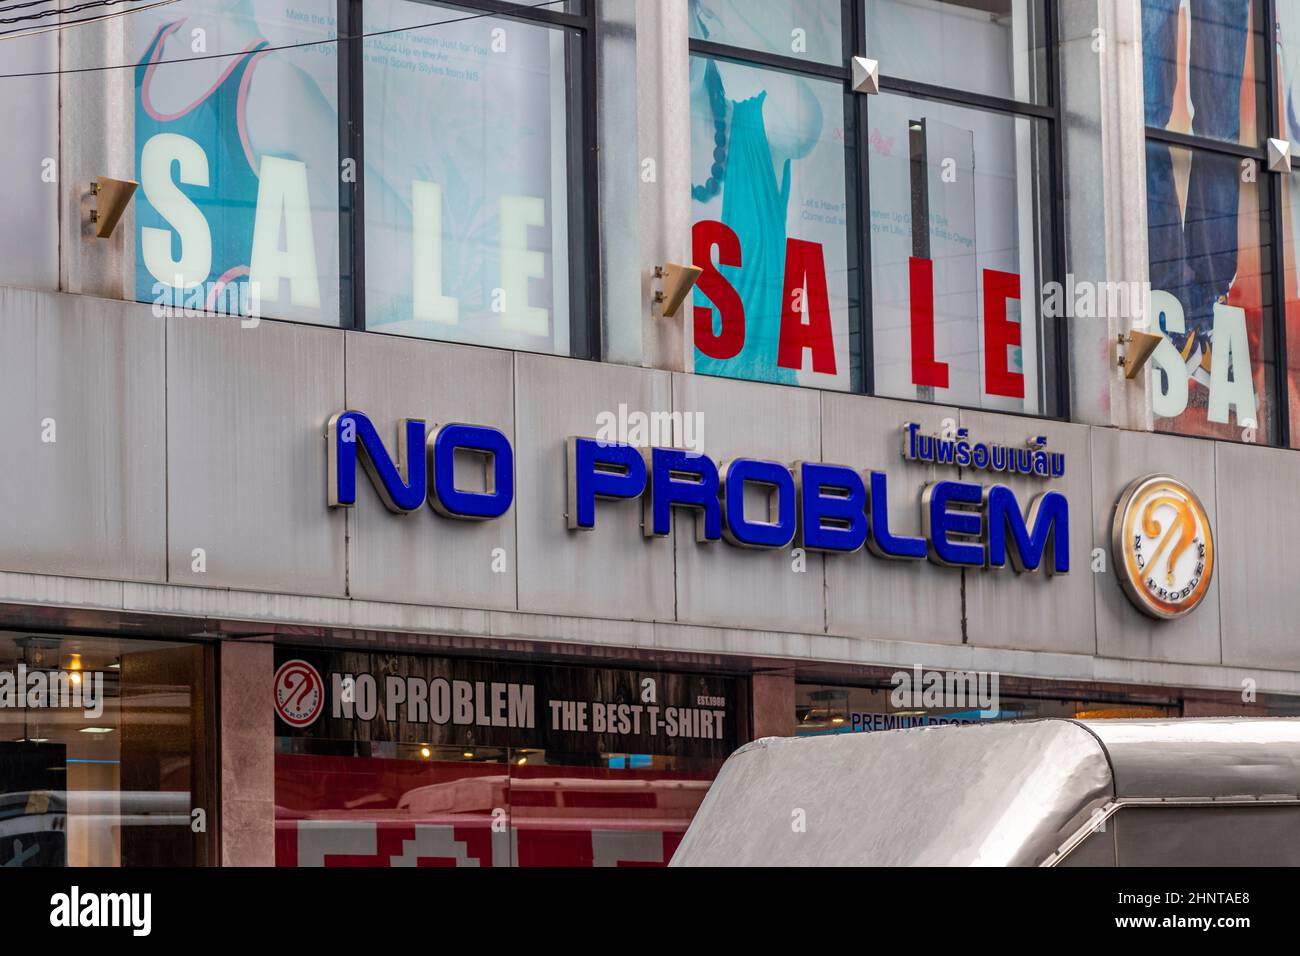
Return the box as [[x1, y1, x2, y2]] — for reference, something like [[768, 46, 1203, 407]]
[[778, 239, 837, 375], [692, 220, 745, 360], [909, 256, 949, 389], [983, 269, 1023, 399]]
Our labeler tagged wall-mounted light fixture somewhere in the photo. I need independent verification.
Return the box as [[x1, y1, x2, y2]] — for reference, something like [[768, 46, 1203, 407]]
[[1118, 330, 1163, 380], [90, 176, 138, 239], [654, 263, 703, 318]]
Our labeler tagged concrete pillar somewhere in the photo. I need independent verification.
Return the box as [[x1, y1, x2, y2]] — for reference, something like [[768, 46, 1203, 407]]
[[1098, 0, 1156, 431], [750, 671, 796, 741], [220, 640, 275, 866], [60, 15, 135, 300]]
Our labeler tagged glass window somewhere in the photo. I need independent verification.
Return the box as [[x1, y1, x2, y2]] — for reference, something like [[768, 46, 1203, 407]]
[[689, 55, 857, 391], [0, 634, 212, 867], [1146, 144, 1276, 442], [689, 0, 844, 65], [132, 0, 341, 326], [273, 649, 735, 867], [363, 1, 578, 356], [869, 94, 1056, 414], [1141, 0, 1285, 445], [1142, 0, 1264, 147], [794, 682, 1179, 736], [863, 0, 1051, 104], [0, 31, 57, 291]]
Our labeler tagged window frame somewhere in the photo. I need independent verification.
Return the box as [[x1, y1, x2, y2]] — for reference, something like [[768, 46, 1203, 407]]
[[687, 0, 1070, 421], [1143, 0, 1291, 447], [336, 0, 602, 361]]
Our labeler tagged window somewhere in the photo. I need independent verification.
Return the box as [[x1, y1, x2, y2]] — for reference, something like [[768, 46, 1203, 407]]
[[1142, 0, 1293, 446], [688, 54, 857, 390], [794, 682, 1178, 736], [0, 31, 57, 292], [688, 0, 1063, 414], [862, 0, 1051, 104], [128, 0, 595, 357], [273, 649, 735, 867], [363, 1, 584, 355], [132, 1, 341, 325], [0, 634, 214, 867]]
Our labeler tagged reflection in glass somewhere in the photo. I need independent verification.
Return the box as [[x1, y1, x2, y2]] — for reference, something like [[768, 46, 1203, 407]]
[[274, 739, 723, 867], [0, 634, 210, 867], [794, 683, 1180, 736]]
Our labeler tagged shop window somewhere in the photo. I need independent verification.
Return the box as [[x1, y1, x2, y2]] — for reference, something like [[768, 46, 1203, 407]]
[[688, 0, 844, 65], [125, 0, 593, 355], [272, 649, 735, 867], [862, 0, 1050, 104], [1142, 0, 1297, 446], [868, 94, 1056, 413], [0, 31, 57, 292], [0, 634, 213, 867], [689, 55, 857, 391], [687, 0, 1063, 414], [1147, 142, 1276, 441], [362, 1, 582, 356], [794, 682, 1180, 736], [131, 0, 341, 326]]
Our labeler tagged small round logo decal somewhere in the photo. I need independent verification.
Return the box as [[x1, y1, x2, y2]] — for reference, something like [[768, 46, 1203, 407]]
[[274, 659, 324, 727], [1112, 474, 1214, 620]]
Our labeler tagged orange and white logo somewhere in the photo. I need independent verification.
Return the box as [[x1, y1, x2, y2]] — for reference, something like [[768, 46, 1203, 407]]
[[1111, 475, 1214, 620]]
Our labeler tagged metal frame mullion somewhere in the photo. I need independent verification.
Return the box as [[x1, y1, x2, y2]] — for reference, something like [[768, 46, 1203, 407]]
[[1044, 0, 1069, 421], [1263, 0, 1293, 447], [688, 37, 848, 81], [847, 0, 874, 396], [422, 0, 588, 31], [1145, 125, 1266, 160], [574, 0, 601, 360], [338, 0, 365, 331]]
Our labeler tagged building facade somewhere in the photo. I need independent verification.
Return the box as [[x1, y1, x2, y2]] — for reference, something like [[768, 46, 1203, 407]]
[[1, 0, 1299, 867]]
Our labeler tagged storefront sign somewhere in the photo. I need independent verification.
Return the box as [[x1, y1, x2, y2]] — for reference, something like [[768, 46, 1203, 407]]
[[1111, 474, 1214, 620], [274, 650, 738, 759], [326, 412, 1071, 576]]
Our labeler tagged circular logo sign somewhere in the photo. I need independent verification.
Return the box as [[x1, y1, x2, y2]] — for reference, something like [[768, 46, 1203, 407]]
[[1111, 475, 1214, 620], [274, 659, 324, 728]]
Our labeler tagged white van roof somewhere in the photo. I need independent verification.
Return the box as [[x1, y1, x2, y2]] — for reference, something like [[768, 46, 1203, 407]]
[[669, 718, 1300, 867]]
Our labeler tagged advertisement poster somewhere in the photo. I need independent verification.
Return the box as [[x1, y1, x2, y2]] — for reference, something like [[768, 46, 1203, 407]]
[[272, 649, 737, 867], [1143, 0, 1272, 442], [868, 94, 1044, 414], [273, 649, 738, 759], [688, 0, 852, 392], [132, 0, 568, 354], [362, 0, 570, 354], [133, 0, 340, 325]]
